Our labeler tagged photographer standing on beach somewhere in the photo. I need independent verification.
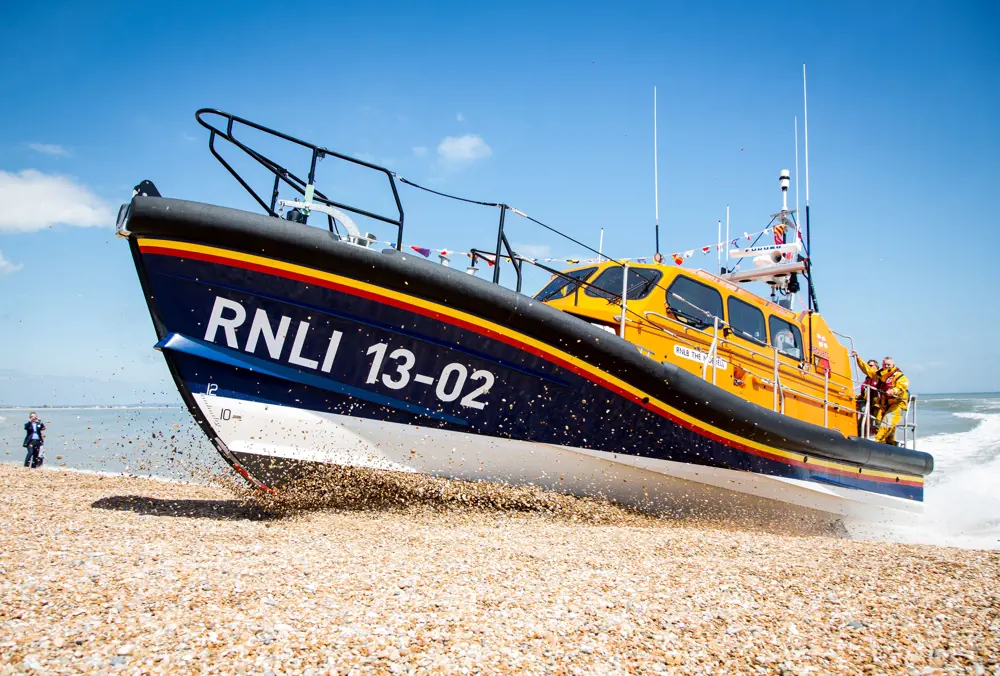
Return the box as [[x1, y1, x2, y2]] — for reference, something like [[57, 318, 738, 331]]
[[23, 412, 45, 469]]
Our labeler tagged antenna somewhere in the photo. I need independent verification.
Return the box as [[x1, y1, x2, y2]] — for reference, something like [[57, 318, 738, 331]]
[[803, 67, 810, 209], [779, 169, 790, 213], [653, 85, 660, 254], [598, 227, 605, 261], [803, 64, 811, 267], [802, 63, 819, 367], [794, 115, 800, 225], [717, 219, 722, 273], [725, 205, 730, 272]]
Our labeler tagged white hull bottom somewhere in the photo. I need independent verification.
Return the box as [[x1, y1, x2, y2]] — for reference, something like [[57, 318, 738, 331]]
[[194, 394, 923, 533]]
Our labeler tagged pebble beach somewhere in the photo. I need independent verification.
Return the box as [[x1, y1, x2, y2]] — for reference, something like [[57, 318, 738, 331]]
[[1, 465, 998, 675]]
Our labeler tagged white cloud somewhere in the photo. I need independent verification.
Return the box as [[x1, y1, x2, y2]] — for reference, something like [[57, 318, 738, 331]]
[[29, 143, 70, 157], [0, 250, 23, 275], [513, 243, 552, 259], [412, 146, 428, 157], [437, 134, 492, 165], [456, 112, 465, 122], [0, 170, 114, 233]]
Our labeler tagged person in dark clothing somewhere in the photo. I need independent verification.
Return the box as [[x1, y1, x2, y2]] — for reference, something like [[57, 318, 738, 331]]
[[23, 412, 45, 468], [852, 352, 882, 437]]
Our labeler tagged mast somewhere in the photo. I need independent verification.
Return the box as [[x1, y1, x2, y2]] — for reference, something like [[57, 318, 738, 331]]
[[653, 85, 660, 254]]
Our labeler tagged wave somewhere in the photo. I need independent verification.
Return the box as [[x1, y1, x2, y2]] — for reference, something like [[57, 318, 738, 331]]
[[919, 412, 1000, 476], [972, 398, 1000, 413], [912, 412, 1000, 549]]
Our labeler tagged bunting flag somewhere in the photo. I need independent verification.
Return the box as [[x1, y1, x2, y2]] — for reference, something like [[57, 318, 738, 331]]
[[384, 220, 792, 271]]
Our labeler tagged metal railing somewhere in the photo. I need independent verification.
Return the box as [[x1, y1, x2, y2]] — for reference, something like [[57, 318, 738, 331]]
[[703, 317, 720, 385], [620, 263, 630, 338], [640, 308, 859, 426], [191, 110, 661, 298], [469, 248, 524, 293], [859, 384, 918, 449], [195, 109, 406, 250], [832, 330, 858, 385]]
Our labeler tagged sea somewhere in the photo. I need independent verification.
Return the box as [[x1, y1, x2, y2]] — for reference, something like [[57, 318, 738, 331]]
[[2, 393, 998, 549]]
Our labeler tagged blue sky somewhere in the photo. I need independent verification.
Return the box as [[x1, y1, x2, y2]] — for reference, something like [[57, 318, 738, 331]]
[[0, 0, 997, 403]]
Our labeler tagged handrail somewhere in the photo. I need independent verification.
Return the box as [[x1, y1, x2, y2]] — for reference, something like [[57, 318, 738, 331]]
[[195, 109, 405, 250], [644, 309, 852, 393], [642, 309, 859, 421], [702, 317, 720, 384], [864, 386, 873, 437], [857, 385, 918, 449], [469, 246, 524, 293], [620, 263, 629, 338], [773, 346, 781, 411], [824, 367, 830, 427], [831, 330, 859, 388], [652, 292, 856, 390]]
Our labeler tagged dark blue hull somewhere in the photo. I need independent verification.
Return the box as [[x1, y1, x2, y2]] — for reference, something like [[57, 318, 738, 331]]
[[121, 197, 932, 506]]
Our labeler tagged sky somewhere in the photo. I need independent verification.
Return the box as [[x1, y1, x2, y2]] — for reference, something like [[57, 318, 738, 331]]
[[0, 0, 997, 404]]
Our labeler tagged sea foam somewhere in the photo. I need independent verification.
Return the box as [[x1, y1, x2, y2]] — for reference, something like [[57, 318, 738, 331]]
[[911, 411, 1000, 549]]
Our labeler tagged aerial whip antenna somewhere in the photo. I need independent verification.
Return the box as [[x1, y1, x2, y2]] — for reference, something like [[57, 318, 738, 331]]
[[802, 63, 819, 368], [725, 205, 730, 273], [653, 85, 660, 254], [802, 64, 817, 312], [803, 65, 811, 262], [794, 116, 800, 227], [717, 219, 722, 274]]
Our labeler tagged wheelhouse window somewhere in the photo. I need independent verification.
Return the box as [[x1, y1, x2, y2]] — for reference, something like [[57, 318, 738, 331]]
[[583, 267, 663, 301], [769, 316, 804, 360], [727, 297, 767, 346], [665, 276, 723, 330], [534, 267, 597, 301]]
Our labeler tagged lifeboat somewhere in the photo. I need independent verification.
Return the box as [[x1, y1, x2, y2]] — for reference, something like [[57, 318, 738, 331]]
[[117, 110, 933, 525]]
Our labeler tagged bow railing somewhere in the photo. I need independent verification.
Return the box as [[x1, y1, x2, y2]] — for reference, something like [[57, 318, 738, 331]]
[[195, 109, 405, 250]]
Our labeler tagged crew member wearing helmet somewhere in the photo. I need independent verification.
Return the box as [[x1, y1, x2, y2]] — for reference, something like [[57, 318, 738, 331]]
[[852, 351, 882, 436], [874, 356, 909, 445]]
